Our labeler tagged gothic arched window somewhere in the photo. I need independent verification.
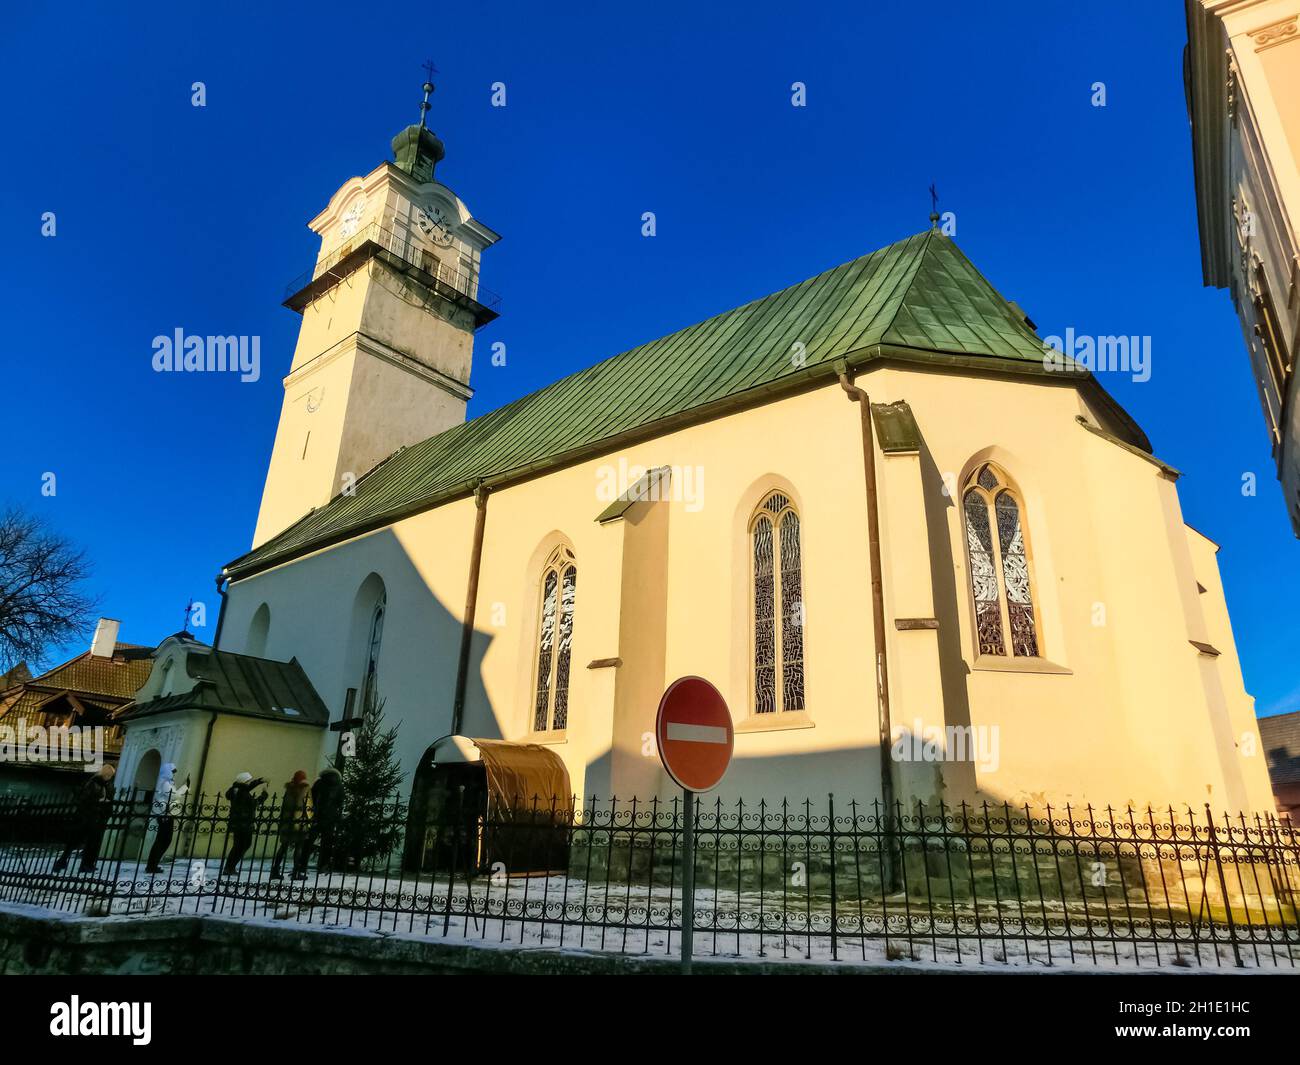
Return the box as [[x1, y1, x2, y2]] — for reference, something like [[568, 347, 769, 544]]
[[751, 491, 806, 714], [246, 603, 270, 658], [360, 595, 385, 713], [533, 546, 577, 733], [962, 464, 1040, 658]]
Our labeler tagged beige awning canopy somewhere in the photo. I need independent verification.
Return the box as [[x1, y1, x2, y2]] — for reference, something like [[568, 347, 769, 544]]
[[430, 736, 572, 812]]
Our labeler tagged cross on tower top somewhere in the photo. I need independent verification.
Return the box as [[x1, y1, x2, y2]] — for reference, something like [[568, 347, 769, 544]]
[[929, 183, 940, 227], [419, 61, 438, 129]]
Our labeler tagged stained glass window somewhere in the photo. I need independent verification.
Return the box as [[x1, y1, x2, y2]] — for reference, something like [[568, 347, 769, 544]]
[[752, 492, 805, 713], [779, 511, 806, 712], [962, 465, 1040, 658], [534, 546, 577, 732], [995, 492, 1038, 657], [361, 597, 385, 713], [753, 516, 776, 714], [553, 565, 577, 729], [964, 489, 1005, 656]]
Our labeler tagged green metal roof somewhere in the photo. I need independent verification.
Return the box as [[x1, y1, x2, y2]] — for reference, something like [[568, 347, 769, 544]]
[[121, 648, 329, 727], [226, 229, 1141, 580]]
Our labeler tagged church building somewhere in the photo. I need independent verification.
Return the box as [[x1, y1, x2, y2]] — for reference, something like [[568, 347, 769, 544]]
[[160, 89, 1274, 817]]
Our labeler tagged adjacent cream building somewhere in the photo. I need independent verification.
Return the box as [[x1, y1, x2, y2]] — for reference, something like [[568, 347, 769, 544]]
[[1186, 0, 1300, 534], [184, 101, 1275, 819]]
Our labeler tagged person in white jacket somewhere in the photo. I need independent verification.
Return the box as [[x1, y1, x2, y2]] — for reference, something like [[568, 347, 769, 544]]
[[144, 762, 189, 874]]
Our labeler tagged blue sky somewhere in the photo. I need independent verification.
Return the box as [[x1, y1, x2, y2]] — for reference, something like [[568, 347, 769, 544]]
[[2, 2, 1297, 716]]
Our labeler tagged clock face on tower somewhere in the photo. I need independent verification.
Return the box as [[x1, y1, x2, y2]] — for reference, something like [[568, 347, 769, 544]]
[[338, 198, 367, 241], [415, 203, 454, 247]]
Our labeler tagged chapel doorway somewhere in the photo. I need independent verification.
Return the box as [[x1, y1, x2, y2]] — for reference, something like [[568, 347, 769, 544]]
[[132, 748, 161, 796]]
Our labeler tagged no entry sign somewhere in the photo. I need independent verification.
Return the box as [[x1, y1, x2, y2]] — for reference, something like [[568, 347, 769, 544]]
[[655, 676, 734, 792]]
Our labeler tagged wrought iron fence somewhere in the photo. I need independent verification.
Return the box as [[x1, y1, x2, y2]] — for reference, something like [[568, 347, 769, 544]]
[[0, 787, 1297, 969]]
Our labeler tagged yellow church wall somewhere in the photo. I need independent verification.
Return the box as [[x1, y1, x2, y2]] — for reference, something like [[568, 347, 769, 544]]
[[118, 711, 325, 808], [287, 271, 371, 375], [457, 456, 633, 802], [224, 362, 1273, 817], [223, 495, 482, 778], [877, 370, 1127, 810], [336, 341, 470, 500], [849, 364, 1262, 814], [449, 383, 882, 805], [359, 264, 475, 386], [200, 717, 326, 800], [1184, 526, 1277, 816], [255, 334, 361, 547]]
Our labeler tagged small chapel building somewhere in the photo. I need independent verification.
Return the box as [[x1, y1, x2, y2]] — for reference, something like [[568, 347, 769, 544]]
[[192, 99, 1274, 816]]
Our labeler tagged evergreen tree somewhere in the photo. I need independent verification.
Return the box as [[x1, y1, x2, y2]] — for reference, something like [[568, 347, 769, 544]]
[[332, 699, 403, 866]]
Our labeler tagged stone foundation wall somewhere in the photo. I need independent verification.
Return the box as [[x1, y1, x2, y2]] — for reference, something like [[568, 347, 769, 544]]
[[0, 903, 925, 976]]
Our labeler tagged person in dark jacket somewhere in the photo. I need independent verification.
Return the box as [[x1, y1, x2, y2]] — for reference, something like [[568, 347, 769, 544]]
[[294, 766, 343, 876], [52, 764, 116, 873], [221, 771, 266, 877], [270, 770, 311, 880]]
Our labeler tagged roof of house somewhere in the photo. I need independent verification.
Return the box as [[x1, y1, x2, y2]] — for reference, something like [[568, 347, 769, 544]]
[[0, 643, 155, 726], [120, 647, 329, 728], [225, 228, 1147, 580], [1259, 711, 1300, 787], [0, 663, 32, 688]]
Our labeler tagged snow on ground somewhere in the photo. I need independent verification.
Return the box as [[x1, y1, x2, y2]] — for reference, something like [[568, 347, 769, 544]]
[[1, 849, 1296, 971]]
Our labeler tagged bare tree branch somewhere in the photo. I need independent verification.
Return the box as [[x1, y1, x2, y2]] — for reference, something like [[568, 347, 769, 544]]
[[0, 506, 97, 672]]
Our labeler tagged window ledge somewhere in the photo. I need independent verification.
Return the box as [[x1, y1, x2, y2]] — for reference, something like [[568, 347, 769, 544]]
[[972, 655, 1072, 676], [525, 731, 568, 745], [735, 712, 815, 734]]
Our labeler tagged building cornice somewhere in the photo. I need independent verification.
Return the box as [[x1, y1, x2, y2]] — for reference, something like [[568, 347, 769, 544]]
[[282, 328, 473, 402], [1186, 0, 1235, 288]]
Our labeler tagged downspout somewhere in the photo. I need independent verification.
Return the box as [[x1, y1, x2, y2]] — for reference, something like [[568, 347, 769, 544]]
[[212, 574, 229, 649], [836, 364, 899, 885], [193, 710, 219, 807], [450, 481, 489, 737]]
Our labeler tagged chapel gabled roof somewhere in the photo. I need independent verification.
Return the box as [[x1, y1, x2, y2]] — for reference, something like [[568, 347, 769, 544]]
[[120, 647, 329, 727], [225, 229, 1146, 580]]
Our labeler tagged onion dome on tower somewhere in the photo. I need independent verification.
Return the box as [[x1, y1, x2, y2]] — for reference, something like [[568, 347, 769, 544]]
[[392, 67, 445, 182]]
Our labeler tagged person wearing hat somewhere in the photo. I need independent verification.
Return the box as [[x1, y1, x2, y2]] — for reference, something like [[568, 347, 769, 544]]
[[221, 771, 266, 877], [270, 770, 311, 880], [144, 762, 190, 874]]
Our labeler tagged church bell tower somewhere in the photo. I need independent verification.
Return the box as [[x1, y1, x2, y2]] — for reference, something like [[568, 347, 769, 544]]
[[253, 76, 500, 548]]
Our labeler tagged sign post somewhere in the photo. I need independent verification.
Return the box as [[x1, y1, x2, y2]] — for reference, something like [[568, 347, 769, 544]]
[[654, 676, 733, 975], [681, 788, 694, 973]]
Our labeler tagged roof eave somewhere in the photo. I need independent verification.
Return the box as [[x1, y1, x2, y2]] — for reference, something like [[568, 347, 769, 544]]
[[223, 344, 1149, 582]]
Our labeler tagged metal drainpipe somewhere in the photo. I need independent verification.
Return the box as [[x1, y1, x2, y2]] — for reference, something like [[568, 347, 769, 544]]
[[211, 574, 229, 648], [450, 482, 489, 737], [837, 368, 899, 888], [193, 710, 219, 808]]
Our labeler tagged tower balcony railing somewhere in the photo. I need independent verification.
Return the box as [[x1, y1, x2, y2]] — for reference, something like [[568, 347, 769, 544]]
[[282, 221, 500, 328]]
